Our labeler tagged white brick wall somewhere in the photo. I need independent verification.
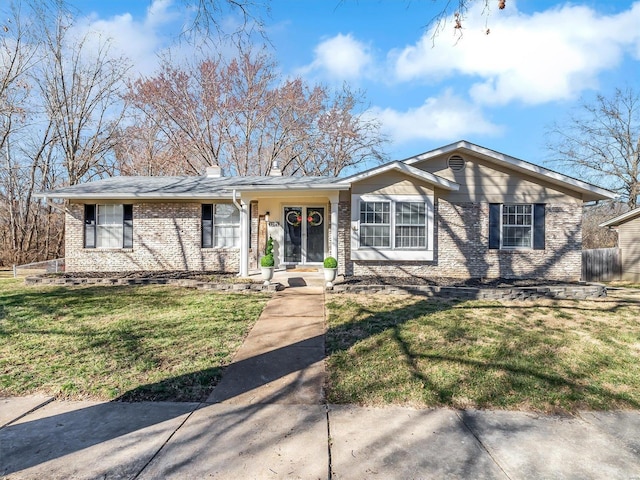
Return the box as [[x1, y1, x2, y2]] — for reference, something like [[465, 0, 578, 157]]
[[66, 198, 583, 280], [66, 203, 240, 273]]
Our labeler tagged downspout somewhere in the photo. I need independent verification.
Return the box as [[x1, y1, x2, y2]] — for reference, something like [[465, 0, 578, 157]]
[[44, 197, 68, 213], [233, 189, 249, 277]]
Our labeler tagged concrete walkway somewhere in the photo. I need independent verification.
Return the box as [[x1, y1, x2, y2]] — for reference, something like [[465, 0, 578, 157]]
[[2, 273, 640, 479], [207, 272, 326, 405]]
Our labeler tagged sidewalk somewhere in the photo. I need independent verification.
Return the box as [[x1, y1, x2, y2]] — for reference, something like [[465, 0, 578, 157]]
[[2, 273, 640, 479]]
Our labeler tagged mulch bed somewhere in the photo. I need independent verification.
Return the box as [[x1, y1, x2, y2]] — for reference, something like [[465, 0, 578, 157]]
[[43, 271, 244, 283], [43, 271, 585, 288]]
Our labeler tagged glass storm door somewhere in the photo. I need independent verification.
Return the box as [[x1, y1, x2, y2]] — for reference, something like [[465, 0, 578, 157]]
[[283, 206, 325, 264]]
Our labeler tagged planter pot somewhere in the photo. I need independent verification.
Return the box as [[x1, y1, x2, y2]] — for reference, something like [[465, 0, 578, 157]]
[[324, 267, 337, 286], [261, 266, 274, 285]]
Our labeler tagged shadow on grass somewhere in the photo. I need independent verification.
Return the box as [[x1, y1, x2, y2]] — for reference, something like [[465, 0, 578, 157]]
[[3, 287, 640, 477], [324, 296, 640, 411], [114, 368, 224, 402]]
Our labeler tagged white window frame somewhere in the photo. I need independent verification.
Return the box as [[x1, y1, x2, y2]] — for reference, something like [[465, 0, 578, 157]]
[[213, 204, 240, 248], [96, 204, 124, 249], [501, 203, 533, 249], [202, 203, 241, 249], [395, 201, 427, 248], [351, 194, 434, 261], [359, 200, 391, 248]]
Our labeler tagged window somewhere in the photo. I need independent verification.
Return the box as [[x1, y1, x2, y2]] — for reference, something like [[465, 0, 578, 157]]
[[502, 204, 532, 248], [84, 204, 133, 249], [353, 195, 434, 261], [489, 203, 545, 250], [202, 203, 240, 248], [360, 201, 390, 247], [395, 202, 426, 248], [359, 201, 427, 248]]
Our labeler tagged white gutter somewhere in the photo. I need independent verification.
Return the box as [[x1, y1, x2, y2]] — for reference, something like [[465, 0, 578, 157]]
[[43, 197, 69, 214], [232, 189, 242, 211]]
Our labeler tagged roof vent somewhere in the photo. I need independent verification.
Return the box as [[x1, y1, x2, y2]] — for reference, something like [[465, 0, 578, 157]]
[[448, 155, 465, 172], [206, 165, 222, 178]]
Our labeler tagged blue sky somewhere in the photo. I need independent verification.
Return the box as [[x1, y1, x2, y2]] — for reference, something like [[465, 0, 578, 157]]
[[70, 0, 640, 172]]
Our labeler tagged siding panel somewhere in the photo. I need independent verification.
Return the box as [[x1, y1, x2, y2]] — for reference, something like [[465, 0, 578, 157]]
[[619, 217, 640, 281], [413, 154, 583, 204]]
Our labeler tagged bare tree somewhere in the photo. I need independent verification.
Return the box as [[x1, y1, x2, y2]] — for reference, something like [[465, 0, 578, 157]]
[[428, 0, 507, 36], [35, 13, 131, 185], [113, 116, 176, 176], [222, 49, 292, 175], [0, 0, 64, 266], [1, 0, 130, 265], [126, 50, 386, 177], [582, 201, 627, 249], [300, 86, 386, 176], [547, 87, 640, 209], [125, 56, 227, 175], [178, 0, 269, 42]]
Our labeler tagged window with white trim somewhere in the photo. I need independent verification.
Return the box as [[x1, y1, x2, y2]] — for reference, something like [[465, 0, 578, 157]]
[[84, 204, 133, 249], [502, 204, 532, 248], [202, 203, 240, 248], [489, 203, 546, 250], [96, 204, 124, 248], [359, 201, 390, 247], [395, 202, 426, 248], [352, 194, 434, 261]]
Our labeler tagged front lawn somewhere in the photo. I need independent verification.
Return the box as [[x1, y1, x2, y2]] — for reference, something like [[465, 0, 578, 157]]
[[0, 279, 268, 401], [326, 294, 640, 412]]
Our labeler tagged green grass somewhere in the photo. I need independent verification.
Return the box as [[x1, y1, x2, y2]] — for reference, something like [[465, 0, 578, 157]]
[[0, 279, 268, 402], [325, 294, 640, 412]]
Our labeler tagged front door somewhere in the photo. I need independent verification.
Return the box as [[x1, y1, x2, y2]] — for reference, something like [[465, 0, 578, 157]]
[[283, 206, 325, 264]]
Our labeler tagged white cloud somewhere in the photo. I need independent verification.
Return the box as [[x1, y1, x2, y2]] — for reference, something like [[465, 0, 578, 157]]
[[391, 1, 640, 105], [299, 33, 372, 80], [371, 89, 503, 143], [71, 0, 182, 77]]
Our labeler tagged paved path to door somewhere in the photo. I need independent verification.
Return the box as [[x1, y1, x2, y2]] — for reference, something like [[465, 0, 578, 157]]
[[207, 281, 326, 405]]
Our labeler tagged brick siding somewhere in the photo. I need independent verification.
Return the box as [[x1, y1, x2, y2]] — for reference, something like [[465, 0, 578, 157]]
[[340, 198, 582, 281], [66, 198, 582, 280], [66, 202, 239, 273]]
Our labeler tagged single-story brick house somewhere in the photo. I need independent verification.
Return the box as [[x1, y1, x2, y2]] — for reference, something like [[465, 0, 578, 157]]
[[37, 141, 616, 280], [600, 207, 640, 282]]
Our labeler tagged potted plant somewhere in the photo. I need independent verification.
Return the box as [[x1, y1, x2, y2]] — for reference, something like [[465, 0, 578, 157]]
[[260, 237, 275, 284], [323, 256, 338, 286]]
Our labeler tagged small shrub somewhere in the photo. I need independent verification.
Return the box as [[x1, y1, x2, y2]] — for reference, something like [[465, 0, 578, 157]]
[[260, 254, 274, 267], [261, 237, 275, 267], [265, 237, 274, 256], [324, 256, 338, 269]]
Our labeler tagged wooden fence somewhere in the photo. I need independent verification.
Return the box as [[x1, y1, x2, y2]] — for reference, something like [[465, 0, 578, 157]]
[[582, 248, 621, 282]]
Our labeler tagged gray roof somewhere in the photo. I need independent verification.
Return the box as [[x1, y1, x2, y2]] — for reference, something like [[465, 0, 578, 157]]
[[403, 140, 618, 202], [599, 207, 640, 228], [36, 175, 348, 200]]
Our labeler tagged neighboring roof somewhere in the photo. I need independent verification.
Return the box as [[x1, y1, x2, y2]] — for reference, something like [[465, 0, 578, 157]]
[[338, 161, 460, 191], [403, 140, 617, 202], [35, 175, 349, 200], [599, 207, 640, 228]]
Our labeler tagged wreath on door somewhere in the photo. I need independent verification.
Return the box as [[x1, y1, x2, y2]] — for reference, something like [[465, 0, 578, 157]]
[[286, 210, 303, 227], [307, 210, 323, 227], [285, 209, 323, 227]]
